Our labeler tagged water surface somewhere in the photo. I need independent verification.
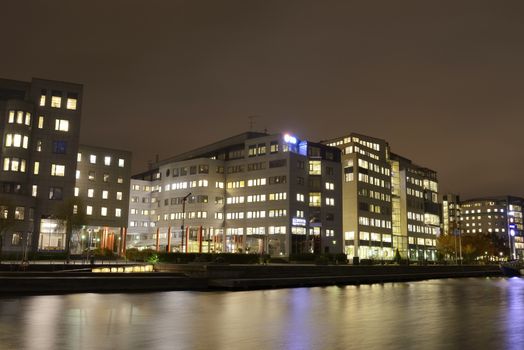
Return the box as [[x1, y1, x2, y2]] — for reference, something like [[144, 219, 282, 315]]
[[0, 277, 523, 350]]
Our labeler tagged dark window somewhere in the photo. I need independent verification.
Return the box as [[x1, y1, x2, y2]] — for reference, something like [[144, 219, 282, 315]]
[[297, 176, 304, 185], [269, 159, 287, 168], [180, 167, 188, 176], [190, 166, 197, 175], [326, 213, 334, 221], [166, 169, 170, 177], [52, 140, 67, 154], [216, 166, 224, 174], [198, 165, 209, 174], [173, 168, 179, 177], [49, 187, 63, 200], [326, 167, 334, 175]]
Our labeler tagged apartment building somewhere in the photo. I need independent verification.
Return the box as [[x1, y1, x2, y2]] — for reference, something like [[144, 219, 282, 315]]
[[128, 132, 343, 257]]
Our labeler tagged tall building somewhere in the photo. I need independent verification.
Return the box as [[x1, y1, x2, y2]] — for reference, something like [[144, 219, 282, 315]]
[[390, 154, 440, 261], [128, 132, 343, 257], [458, 196, 524, 259], [324, 133, 440, 261], [0, 77, 132, 255], [442, 193, 461, 236], [72, 144, 132, 254], [0, 78, 82, 253]]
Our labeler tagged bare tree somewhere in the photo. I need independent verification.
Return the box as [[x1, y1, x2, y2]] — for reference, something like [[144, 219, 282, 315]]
[[53, 198, 88, 262]]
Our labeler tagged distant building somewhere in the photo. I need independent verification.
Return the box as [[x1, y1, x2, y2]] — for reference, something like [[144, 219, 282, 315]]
[[442, 193, 461, 236], [73, 144, 131, 255], [127, 175, 157, 249], [0, 77, 82, 253], [459, 196, 524, 259], [128, 132, 343, 257], [324, 133, 440, 261]]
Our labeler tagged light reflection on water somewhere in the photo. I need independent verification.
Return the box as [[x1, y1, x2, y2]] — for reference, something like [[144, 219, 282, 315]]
[[0, 278, 523, 350]]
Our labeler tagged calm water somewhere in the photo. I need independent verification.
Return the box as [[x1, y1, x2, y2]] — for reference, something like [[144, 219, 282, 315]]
[[0, 278, 523, 350]]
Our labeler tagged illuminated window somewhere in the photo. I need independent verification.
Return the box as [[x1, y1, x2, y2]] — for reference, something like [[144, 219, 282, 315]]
[[16, 111, 23, 124], [34, 162, 40, 175], [102, 190, 109, 199], [25, 113, 31, 126], [104, 156, 111, 166], [51, 95, 61, 108], [51, 164, 65, 176], [75, 170, 80, 179], [88, 189, 94, 198], [77, 153, 82, 162], [36, 140, 42, 152], [55, 119, 69, 132], [88, 171, 95, 181], [74, 187, 79, 197], [117, 177, 123, 184], [118, 158, 125, 167], [86, 206, 93, 215], [38, 116, 44, 128], [40, 93, 46, 106], [115, 208, 122, 217], [309, 161, 322, 175], [309, 193, 321, 207], [3, 158, 26, 172], [14, 207, 25, 220], [5, 134, 27, 148], [296, 193, 305, 202], [101, 207, 107, 216], [66, 98, 77, 110], [103, 174, 110, 182], [116, 192, 122, 200], [32, 185, 38, 197], [8, 110, 15, 123], [90, 155, 96, 164]]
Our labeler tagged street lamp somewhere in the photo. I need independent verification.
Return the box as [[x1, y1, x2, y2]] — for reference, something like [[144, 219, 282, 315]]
[[181, 192, 192, 253]]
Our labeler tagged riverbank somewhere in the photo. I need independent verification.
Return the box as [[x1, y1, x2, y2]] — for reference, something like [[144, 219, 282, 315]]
[[0, 263, 502, 294]]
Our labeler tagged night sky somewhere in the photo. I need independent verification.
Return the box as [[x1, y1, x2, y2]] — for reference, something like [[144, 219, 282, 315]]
[[2, 1, 524, 199]]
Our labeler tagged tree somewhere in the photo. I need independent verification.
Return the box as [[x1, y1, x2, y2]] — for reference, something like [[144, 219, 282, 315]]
[[53, 197, 88, 262]]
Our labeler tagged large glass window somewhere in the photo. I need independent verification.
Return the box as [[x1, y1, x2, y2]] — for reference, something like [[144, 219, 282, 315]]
[[51, 164, 65, 176], [39, 218, 66, 251], [55, 119, 69, 131]]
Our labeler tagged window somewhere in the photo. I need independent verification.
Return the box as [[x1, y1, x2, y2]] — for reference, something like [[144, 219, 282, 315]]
[[309, 161, 322, 175], [115, 208, 122, 217], [89, 154, 96, 164], [51, 164, 65, 176], [309, 193, 321, 207], [5, 134, 28, 149], [66, 97, 77, 110], [40, 91, 46, 106], [32, 185, 38, 197], [14, 207, 25, 220], [51, 94, 62, 108], [297, 193, 305, 202], [36, 140, 42, 152], [38, 116, 45, 129], [25, 113, 31, 126], [3, 158, 26, 172], [55, 119, 69, 131], [117, 177, 123, 184], [118, 158, 125, 167], [86, 206, 93, 215], [53, 140, 67, 154], [325, 182, 334, 190], [88, 189, 94, 198], [77, 153, 82, 162], [88, 171, 95, 181], [104, 156, 111, 166], [116, 192, 123, 200], [10, 232, 23, 246], [103, 174, 110, 182], [34, 162, 40, 175], [101, 207, 108, 216], [270, 141, 279, 153], [74, 187, 79, 197], [102, 190, 109, 199], [326, 197, 335, 206], [49, 187, 63, 200]]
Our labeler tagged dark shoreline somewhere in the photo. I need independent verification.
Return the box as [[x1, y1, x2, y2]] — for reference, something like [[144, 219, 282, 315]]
[[0, 264, 503, 295]]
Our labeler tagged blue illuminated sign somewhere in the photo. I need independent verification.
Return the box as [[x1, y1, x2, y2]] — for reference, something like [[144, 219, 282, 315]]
[[284, 134, 297, 144]]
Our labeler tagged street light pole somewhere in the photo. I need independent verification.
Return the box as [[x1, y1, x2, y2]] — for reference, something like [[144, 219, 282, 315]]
[[181, 192, 191, 253]]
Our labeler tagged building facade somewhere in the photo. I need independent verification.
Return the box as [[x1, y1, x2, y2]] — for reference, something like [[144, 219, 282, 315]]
[[458, 196, 524, 259], [324, 133, 440, 261], [0, 78, 82, 253], [73, 144, 132, 254], [128, 132, 343, 257]]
